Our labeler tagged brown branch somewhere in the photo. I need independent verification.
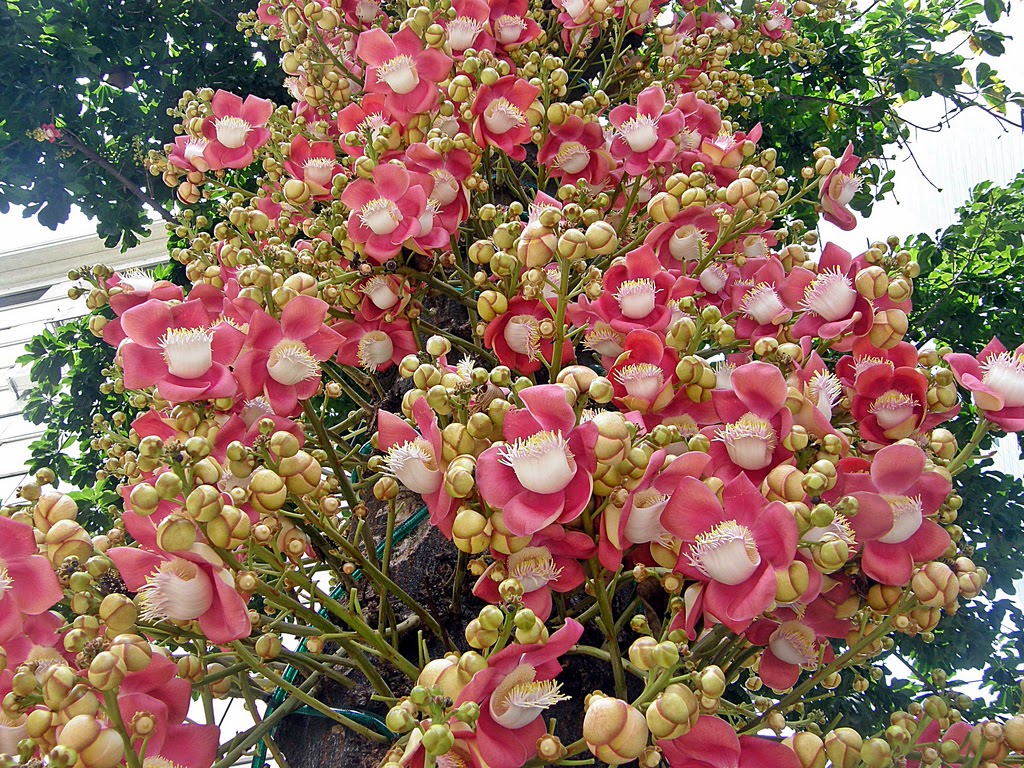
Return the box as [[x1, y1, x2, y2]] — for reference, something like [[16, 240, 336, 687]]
[[59, 130, 176, 222]]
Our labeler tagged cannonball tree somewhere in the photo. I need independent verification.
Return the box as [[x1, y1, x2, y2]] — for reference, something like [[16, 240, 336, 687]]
[[4, 0, 1024, 767]]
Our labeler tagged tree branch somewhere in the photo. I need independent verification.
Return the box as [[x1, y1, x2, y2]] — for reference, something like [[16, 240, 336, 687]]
[[59, 130, 176, 222]]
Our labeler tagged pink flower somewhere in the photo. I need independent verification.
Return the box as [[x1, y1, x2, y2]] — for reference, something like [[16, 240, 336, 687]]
[[599, 449, 711, 571], [850, 363, 933, 444], [790, 351, 849, 450], [704, 361, 794, 483], [759, 1, 793, 39], [455, 619, 584, 768], [780, 244, 873, 348], [659, 715, 800, 768], [334, 316, 417, 371], [404, 142, 473, 230], [355, 27, 452, 121], [443, 0, 496, 56], [233, 296, 343, 416], [109, 541, 251, 645], [819, 142, 861, 231], [200, 90, 274, 170], [537, 115, 613, 186], [337, 94, 399, 158], [608, 330, 681, 416], [473, 529, 593, 621], [571, 245, 681, 335], [484, 297, 574, 375], [341, 163, 428, 263], [0, 516, 64, 641], [377, 398, 457, 537], [835, 442, 952, 585], [100, 269, 184, 347], [746, 598, 849, 690], [40, 123, 62, 142], [476, 385, 597, 537], [946, 337, 1024, 432], [700, 123, 762, 172], [644, 207, 722, 274], [470, 76, 540, 161], [118, 654, 219, 768], [169, 135, 214, 172], [117, 298, 244, 403], [731, 256, 794, 342], [488, 0, 542, 51], [283, 136, 342, 197], [664, 473, 798, 633], [609, 87, 685, 175]]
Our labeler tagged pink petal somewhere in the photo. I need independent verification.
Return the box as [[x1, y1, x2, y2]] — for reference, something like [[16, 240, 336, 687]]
[[211, 90, 244, 117], [0, 515, 43, 559], [282, 295, 329, 340], [730, 361, 787, 417], [870, 442, 925, 494], [121, 300, 173, 348], [738, 736, 800, 768], [7, 557, 64, 614], [660, 717, 740, 768], [108, 548, 165, 590], [198, 569, 252, 644]]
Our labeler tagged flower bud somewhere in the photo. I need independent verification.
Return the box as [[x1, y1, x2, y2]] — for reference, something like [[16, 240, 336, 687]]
[[185, 485, 224, 523], [87, 652, 127, 691], [775, 560, 810, 604], [80, 728, 124, 768], [1003, 714, 1024, 752], [583, 695, 649, 765], [249, 469, 287, 513], [418, 658, 469, 701], [108, 635, 153, 673], [763, 465, 806, 502], [98, 594, 137, 633], [784, 732, 826, 768], [627, 636, 659, 671], [700, 666, 727, 698], [645, 683, 699, 739], [206, 505, 251, 549], [421, 724, 455, 756], [156, 514, 197, 552], [859, 737, 891, 767], [58, 714, 100, 752], [465, 619, 499, 649], [911, 562, 958, 608], [45, 519, 93, 565], [34, 491, 79, 533], [824, 728, 862, 768], [586, 221, 618, 255], [868, 309, 908, 349]]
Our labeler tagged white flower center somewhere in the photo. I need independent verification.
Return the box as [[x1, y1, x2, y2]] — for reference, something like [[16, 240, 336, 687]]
[[268, 339, 320, 386], [507, 547, 563, 592], [384, 438, 442, 495], [377, 54, 419, 94], [879, 494, 923, 544], [584, 325, 625, 358], [807, 370, 842, 422], [617, 113, 660, 153], [688, 520, 761, 585], [764, 9, 786, 30], [418, 199, 441, 233], [801, 267, 857, 321], [494, 14, 527, 44], [982, 351, 1024, 408], [355, 0, 379, 22], [714, 361, 735, 390], [554, 142, 591, 174], [668, 226, 705, 262], [625, 488, 670, 544], [359, 197, 403, 236], [490, 665, 570, 730], [854, 356, 891, 378], [430, 169, 460, 206], [743, 236, 768, 258], [869, 390, 917, 429], [183, 138, 209, 164], [120, 267, 156, 293], [716, 412, 777, 470], [362, 276, 400, 310], [483, 98, 526, 135], [357, 112, 389, 143], [499, 430, 576, 495], [503, 315, 542, 359], [828, 173, 861, 207], [139, 558, 214, 622], [160, 327, 214, 379], [214, 116, 252, 149], [769, 621, 817, 667], [741, 283, 787, 326], [240, 396, 274, 429], [0, 562, 11, 597], [448, 16, 484, 50], [803, 516, 855, 548], [614, 278, 658, 319], [614, 362, 664, 402], [699, 263, 728, 294], [357, 330, 394, 370], [302, 156, 336, 187]]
